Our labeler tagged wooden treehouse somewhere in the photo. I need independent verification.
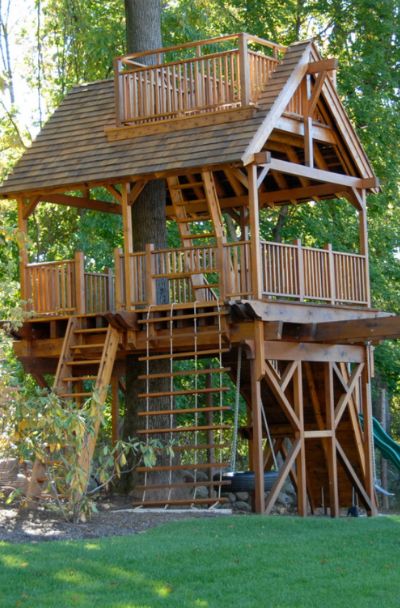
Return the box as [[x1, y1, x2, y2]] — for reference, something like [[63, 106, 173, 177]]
[[2, 33, 399, 515]]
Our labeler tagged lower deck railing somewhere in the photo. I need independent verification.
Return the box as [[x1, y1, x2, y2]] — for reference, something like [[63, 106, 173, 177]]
[[23, 240, 370, 315]]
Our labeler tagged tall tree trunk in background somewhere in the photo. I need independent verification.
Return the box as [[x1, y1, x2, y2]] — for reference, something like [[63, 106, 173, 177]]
[[122, 0, 170, 495]]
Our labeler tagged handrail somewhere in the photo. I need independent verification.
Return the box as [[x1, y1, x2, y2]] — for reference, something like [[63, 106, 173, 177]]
[[116, 33, 286, 64], [114, 33, 283, 126]]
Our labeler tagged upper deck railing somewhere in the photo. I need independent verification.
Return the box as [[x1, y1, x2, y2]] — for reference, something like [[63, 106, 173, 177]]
[[114, 33, 285, 126], [22, 240, 370, 316]]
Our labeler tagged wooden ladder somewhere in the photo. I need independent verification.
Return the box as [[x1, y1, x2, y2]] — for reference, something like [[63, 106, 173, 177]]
[[133, 301, 232, 508], [26, 317, 120, 502], [167, 172, 226, 301]]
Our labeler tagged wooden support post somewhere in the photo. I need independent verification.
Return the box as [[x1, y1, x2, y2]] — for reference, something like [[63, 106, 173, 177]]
[[145, 243, 156, 305], [380, 388, 389, 510], [16, 198, 29, 305], [293, 362, 307, 516], [325, 362, 339, 517], [238, 33, 250, 107], [361, 351, 377, 515], [358, 191, 371, 307], [114, 248, 123, 310], [121, 183, 133, 310], [303, 75, 313, 167], [250, 356, 265, 513], [247, 164, 262, 299], [74, 251, 85, 314], [107, 267, 114, 311]]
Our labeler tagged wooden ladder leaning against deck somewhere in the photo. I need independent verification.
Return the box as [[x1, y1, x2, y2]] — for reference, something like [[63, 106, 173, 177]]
[[133, 301, 232, 508], [26, 317, 120, 502]]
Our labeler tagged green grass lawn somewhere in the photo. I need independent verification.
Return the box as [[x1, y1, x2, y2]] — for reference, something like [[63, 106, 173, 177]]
[[0, 515, 399, 608]]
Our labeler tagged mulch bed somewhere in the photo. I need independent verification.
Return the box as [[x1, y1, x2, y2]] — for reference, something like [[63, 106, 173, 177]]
[[0, 497, 232, 544]]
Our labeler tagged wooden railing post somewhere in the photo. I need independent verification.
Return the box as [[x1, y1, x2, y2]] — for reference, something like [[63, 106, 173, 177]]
[[114, 248, 123, 310], [16, 198, 30, 308], [114, 57, 124, 126], [325, 244, 336, 305], [74, 251, 85, 313], [358, 195, 371, 307], [145, 244, 156, 305], [295, 239, 305, 302], [248, 165, 263, 299], [216, 238, 227, 300], [106, 267, 114, 311], [238, 33, 250, 106]]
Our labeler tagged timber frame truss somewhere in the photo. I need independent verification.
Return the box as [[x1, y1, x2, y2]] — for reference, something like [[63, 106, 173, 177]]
[[247, 323, 377, 515]]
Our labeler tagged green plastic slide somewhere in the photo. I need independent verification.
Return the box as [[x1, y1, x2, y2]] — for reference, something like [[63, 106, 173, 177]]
[[360, 415, 400, 470]]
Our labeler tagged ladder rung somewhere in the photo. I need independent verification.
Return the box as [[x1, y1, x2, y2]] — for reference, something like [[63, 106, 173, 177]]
[[135, 480, 231, 491], [158, 443, 229, 452], [136, 424, 231, 435], [62, 375, 97, 382], [138, 367, 230, 380], [181, 233, 215, 239], [138, 311, 227, 324], [146, 329, 226, 341], [175, 216, 211, 223], [73, 328, 108, 334], [70, 343, 105, 350], [138, 387, 229, 399], [132, 498, 228, 506], [170, 181, 204, 190], [59, 392, 92, 399], [138, 348, 229, 361], [66, 359, 101, 366], [137, 462, 229, 473], [138, 406, 230, 416]]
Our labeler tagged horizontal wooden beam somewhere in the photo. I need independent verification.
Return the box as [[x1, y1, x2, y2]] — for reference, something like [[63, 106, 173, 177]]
[[263, 341, 364, 363], [38, 193, 122, 215], [307, 58, 338, 74], [255, 156, 378, 190], [313, 315, 400, 343]]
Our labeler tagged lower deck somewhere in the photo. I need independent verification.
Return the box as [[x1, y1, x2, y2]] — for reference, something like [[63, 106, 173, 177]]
[[15, 299, 378, 515]]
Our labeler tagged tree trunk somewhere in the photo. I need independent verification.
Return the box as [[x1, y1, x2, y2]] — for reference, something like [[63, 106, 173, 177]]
[[122, 0, 171, 496]]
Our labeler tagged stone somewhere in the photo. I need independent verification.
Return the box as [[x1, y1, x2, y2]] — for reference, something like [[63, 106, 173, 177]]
[[194, 486, 209, 499], [236, 492, 249, 502], [227, 492, 236, 503], [233, 501, 252, 513]]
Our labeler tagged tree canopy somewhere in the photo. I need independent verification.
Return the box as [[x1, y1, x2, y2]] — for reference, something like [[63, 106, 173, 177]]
[[0, 0, 399, 419]]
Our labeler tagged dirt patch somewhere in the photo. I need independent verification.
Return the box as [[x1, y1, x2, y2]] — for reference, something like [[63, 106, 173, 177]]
[[0, 497, 232, 544]]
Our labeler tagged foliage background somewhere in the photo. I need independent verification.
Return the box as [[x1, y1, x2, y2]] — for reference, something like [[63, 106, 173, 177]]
[[0, 0, 399, 428]]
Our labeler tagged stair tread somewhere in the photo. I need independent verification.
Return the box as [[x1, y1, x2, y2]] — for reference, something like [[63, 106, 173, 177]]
[[138, 406, 230, 416], [181, 233, 215, 239], [67, 359, 101, 366], [62, 376, 97, 382], [70, 343, 105, 350]]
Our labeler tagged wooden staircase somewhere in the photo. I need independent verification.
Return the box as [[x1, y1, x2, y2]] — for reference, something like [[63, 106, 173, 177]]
[[26, 317, 120, 501], [133, 302, 232, 508]]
